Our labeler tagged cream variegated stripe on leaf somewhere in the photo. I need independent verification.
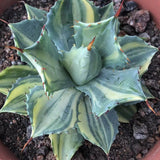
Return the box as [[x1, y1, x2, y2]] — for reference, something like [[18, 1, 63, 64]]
[[9, 19, 45, 66], [9, 19, 44, 49], [27, 87, 82, 138], [115, 105, 137, 123], [74, 17, 113, 48], [77, 68, 146, 116], [118, 35, 158, 76], [0, 75, 41, 115], [74, 17, 128, 69], [99, 2, 115, 20], [46, 0, 115, 51], [0, 65, 37, 95], [24, 30, 74, 94], [94, 17, 128, 69], [24, 3, 47, 21], [77, 97, 119, 154], [49, 129, 84, 160]]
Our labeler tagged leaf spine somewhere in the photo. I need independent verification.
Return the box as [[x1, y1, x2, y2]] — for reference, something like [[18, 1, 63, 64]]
[[42, 24, 46, 30], [5, 46, 24, 53], [145, 100, 156, 115], [0, 18, 9, 25], [115, 0, 125, 18], [120, 48, 124, 52], [41, 68, 46, 71], [87, 37, 96, 51], [21, 137, 33, 152]]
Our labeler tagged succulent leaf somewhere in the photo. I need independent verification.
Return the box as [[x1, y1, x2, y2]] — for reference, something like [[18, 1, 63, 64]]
[[24, 29, 74, 94], [74, 18, 112, 48], [77, 68, 146, 116], [62, 46, 102, 85], [0, 65, 37, 95], [9, 19, 44, 48], [115, 105, 137, 123], [0, 75, 41, 115], [77, 97, 119, 154], [98, 2, 115, 20], [27, 86, 82, 138], [1, 1, 158, 159], [74, 17, 128, 69], [118, 35, 158, 75], [24, 3, 47, 21], [9, 19, 44, 65], [49, 129, 84, 160], [46, 0, 111, 51]]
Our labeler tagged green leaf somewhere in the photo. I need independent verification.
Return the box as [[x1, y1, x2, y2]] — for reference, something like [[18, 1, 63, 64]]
[[74, 17, 128, 69], [46, 0, 75, 51], [27, 87, 82, 138], [115, 105, 137, 123], [77, 68, 146, 116], [24, 30, 74, 94], [0, 65, 37, 95], [77, 97, 119, 154], [46, 0, 106, 51], [49, 129, 84, 160], [94, 17, 128, 69], [9, 19, 44, 65], [74, 17, 113, 48], [0, 75, 41, 115], [24, 3, 47, 21], [118, 35, 158, 75], [98, 2, 115, 20], [62, 46, 102, 85], [142, 84, 154, 99]]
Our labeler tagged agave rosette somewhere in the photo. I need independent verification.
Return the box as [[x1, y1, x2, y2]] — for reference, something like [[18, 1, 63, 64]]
[[0, 0, 158, 159]]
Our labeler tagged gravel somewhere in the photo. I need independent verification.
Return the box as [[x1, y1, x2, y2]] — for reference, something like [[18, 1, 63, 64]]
[[0, 0, 160, 160]]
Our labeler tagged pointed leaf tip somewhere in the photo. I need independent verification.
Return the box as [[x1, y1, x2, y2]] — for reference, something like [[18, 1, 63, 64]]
[[87, 37, 96, 51], [115, 0, 125, 17], [6, 46, 24, 53], [21, 137, 33, 152], [145, 100, 156, 115], [0, 18, 9, 25]]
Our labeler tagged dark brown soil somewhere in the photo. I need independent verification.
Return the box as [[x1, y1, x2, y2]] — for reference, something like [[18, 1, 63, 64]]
[[0, 0, 160, 160]]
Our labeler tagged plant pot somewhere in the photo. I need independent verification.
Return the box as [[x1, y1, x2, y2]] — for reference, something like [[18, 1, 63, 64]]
[[142, 140, 160, 160], [0, 0, 18, 16], [133, 0, 160, 28], [0, 141, 18, 160]]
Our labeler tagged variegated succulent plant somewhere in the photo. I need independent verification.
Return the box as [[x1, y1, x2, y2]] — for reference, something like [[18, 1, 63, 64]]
[[0, 0, 158, 159]]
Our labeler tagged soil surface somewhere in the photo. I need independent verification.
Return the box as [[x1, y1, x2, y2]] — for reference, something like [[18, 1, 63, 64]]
[[0, 0, 160, 160]]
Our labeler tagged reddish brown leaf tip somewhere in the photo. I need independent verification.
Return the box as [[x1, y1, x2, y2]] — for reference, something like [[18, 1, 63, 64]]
[[0, 18, 9, 25], [5, 46, 24, 53], [115, 0, 125, 18], [21, 137, 33, 153], [146, 100, 156, 115], [87, 37, 96, 51]]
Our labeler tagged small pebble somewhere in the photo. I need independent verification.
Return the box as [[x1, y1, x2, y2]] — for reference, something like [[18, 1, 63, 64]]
[[136, 153, 142, 160], [133, 122, 149, 140], [36, 155, 44, 160], [132, 143, 142, 154]]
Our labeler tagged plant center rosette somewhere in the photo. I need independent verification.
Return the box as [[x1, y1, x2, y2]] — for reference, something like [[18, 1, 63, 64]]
[[0, 0, 158, 160]]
